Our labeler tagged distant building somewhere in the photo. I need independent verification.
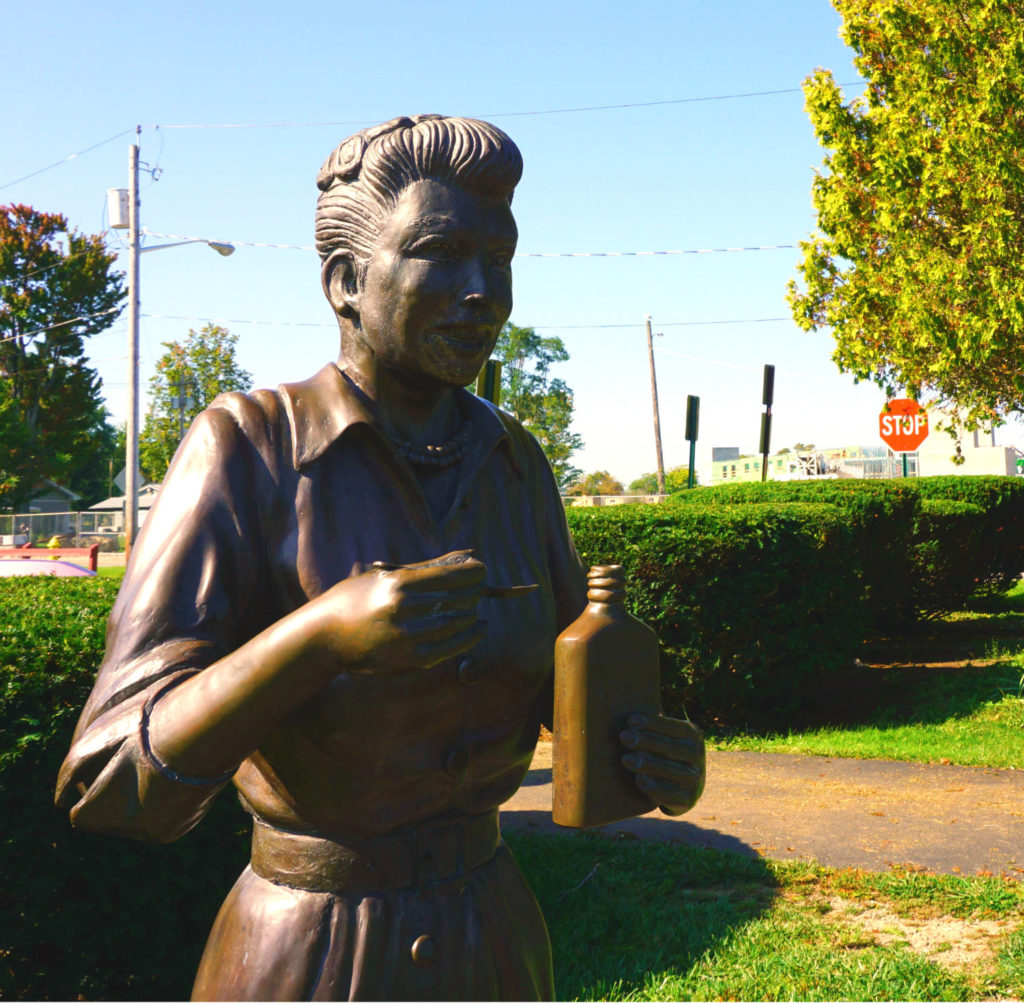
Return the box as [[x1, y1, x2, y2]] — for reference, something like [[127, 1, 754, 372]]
[[27, 480, 80, 514], [88, 484, 161, 530], [710, 430, 1024, 485], [916, 412, 1021, 476]]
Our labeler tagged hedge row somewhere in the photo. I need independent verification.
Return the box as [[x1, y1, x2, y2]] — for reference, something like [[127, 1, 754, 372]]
[[566, 475, 1024, 724], [667, 476, 1024, 624], [909, 475, 1024, 597], [566, 501, 868, 727], [665, 479, 921, 628], [0, 579, 249, 1001]]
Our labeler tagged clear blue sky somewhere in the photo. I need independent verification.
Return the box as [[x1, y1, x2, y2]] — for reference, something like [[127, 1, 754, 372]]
[[5, 0, 1013, 482]]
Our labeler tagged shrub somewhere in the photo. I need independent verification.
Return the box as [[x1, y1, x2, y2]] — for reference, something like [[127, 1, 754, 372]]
[[906, 476, 1024, 596], [0, 579, 249, 1001], [566, 502, 867, 728], [667, 479, 921, 629], [910, 499, 987, 617]]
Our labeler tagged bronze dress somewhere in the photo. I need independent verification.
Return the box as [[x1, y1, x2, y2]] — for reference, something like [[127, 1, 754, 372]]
[[56, 363, 588, 1001]]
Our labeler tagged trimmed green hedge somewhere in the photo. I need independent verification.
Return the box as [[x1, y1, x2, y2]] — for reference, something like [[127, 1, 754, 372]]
[[667, 479, 922, 629], [906, 475, 1024, 597], [910, 499, 987, 618], [0, 579, 248, 1001], [566, 502, 867, 727]]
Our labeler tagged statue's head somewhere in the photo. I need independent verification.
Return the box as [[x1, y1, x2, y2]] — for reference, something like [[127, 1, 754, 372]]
[[316, 115, 523, 388]]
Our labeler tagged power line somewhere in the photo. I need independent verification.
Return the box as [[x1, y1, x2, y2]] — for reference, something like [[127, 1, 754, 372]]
[[0, 129, 136, 192], [152, 81, 867, 130], [141, 312, 791, 330], [517, 245, 797, 258], [536, 317, 790, 329], [0, 307, 122, 346], [0, 79, 870, 194], [141, 229, 799, 258]]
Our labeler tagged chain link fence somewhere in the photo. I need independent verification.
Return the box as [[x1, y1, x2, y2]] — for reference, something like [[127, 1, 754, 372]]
[[0, 511, 123, 548]]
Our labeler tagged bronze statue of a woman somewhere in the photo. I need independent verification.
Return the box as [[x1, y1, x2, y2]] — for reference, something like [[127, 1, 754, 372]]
[[56, 115, 705, 1001]]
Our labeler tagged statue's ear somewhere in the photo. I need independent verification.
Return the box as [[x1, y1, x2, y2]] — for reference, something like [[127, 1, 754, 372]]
[[322, 250, 360, 319]]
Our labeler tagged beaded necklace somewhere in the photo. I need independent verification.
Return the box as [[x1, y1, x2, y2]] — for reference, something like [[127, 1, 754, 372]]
[[386, 420, 474, 468]]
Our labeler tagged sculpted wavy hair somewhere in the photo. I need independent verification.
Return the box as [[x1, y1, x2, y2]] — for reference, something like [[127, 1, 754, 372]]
[[315, 115, 523, 270]]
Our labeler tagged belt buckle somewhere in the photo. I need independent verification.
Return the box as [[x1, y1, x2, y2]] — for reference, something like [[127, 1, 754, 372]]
[[414, 820, 465, 896]]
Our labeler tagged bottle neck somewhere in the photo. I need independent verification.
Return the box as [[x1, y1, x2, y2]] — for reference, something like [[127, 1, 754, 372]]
[[586, 564, 625, 605]]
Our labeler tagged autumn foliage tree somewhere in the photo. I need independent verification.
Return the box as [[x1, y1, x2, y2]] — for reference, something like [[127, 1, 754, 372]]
[[140, 324, 252, 482], [566, 470, 624, 496], [0, 204, 124, 508], [787, 1, 1024, 431]]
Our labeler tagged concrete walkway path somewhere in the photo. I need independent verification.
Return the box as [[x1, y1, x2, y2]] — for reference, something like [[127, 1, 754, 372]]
[[501, 743, 1024, 878]]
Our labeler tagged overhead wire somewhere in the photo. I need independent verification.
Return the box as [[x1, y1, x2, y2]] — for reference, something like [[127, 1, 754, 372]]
[[0, 307, 122, 346], [150, 81, 867, 130], [0, 80, 866, 194], [0, 128, 136, 192], [140, 312, 792, 331], [140, 229, 799, 258]]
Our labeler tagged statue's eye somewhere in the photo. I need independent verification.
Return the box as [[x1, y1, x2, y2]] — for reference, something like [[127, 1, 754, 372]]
[[408, 236, 459, 262], [489, 248, 514, 269]]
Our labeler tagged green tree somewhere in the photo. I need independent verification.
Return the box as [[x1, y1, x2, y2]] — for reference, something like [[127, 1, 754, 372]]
[[492, 323, 584, 489], [627, 465, 697, 493], [0, 204, 125, 509], [140, 325, 252, 482], [566, 470, 624, 496], [787, 1, 1024, 432]]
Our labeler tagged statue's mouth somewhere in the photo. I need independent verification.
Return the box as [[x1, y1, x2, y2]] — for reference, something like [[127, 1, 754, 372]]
[[432, 323, 494, 349]]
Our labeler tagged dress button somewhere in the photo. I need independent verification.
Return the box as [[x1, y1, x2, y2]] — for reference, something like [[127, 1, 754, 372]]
[[411, 934, 437, 966], [445, 747, 469, 777], [457, 657, 481, 685]]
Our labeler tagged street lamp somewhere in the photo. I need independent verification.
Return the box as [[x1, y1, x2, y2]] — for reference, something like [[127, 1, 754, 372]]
[[107, 139, 234, 557]]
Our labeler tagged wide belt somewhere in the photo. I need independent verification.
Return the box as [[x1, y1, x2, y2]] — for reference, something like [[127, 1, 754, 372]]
[[250, 810, 501, 896]]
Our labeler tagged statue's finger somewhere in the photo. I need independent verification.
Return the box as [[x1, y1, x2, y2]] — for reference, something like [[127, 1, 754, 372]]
[[398, 588, 481, 616], [632, 773, 702, 808], [626, 713, 703, 741], [620, 727, 703, 761], [621, 750, 701, 783], [399, 557, 486, 592], [414, 621, 486, 667]]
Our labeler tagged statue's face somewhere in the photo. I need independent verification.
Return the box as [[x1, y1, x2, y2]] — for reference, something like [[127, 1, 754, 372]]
[[353, 178, 517, 388]]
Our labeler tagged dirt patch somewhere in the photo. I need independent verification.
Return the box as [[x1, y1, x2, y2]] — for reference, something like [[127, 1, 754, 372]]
[[816, 893, 1011, 970]]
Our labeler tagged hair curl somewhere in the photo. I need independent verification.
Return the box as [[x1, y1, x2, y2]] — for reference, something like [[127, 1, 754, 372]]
[[314, 115, 522, 266]]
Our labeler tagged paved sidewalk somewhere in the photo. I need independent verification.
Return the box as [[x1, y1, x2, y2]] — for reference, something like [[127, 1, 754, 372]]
[[501, 743, 1024, 878]]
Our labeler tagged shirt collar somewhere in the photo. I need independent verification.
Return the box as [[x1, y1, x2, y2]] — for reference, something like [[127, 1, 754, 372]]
[[278, 362, 516, 473]]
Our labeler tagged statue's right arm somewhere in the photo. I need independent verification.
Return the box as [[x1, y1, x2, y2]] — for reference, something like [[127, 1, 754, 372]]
[[146, 552, 485, 779], [56, 398, 483, 842]]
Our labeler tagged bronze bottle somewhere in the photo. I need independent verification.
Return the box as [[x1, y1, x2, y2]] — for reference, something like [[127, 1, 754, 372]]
[[552, 565, 662, 828]]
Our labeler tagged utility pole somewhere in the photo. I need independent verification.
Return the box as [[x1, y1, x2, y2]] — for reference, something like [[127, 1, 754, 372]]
[[645, 315, 666, 494], [108, 135, 232, 561], [125, 131, 141, 558]]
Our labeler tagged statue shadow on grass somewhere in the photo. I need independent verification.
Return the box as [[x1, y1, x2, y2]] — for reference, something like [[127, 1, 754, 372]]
[[503, 805, 777, 1001]]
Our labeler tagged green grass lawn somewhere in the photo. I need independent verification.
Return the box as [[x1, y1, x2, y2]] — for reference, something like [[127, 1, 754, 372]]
[[712, 586, 1024, 769], [510, 830, 1024, 1001], [95, 565, 125, 579]]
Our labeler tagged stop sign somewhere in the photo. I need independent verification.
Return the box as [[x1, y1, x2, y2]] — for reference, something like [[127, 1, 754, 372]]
[[879, 398, 929, 452]]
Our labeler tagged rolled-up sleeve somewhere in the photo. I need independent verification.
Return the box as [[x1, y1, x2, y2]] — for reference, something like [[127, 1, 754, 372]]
[[56, 396, 276, 842]]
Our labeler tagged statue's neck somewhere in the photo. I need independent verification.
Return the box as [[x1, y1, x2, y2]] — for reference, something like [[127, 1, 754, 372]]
[[337, 327, 459, 447]]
